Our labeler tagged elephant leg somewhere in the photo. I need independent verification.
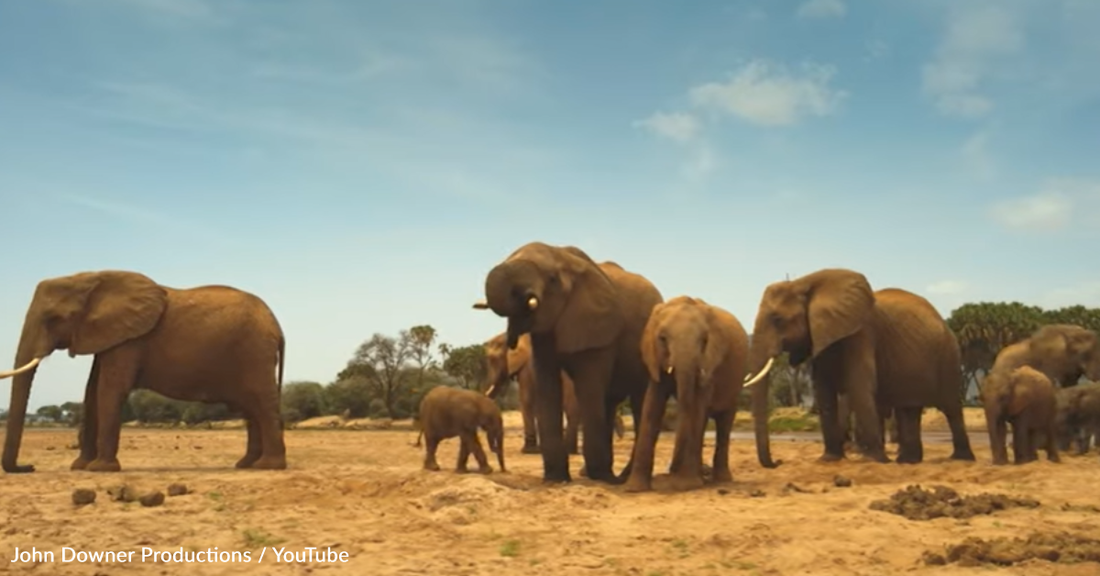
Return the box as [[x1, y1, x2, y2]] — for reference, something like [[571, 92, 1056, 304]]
[[814, 382, 846, 462], [519, 374, 539, 454], [844, 383, 887, 463], [941, 403, 976, 461], [468, 432, 493, 474], [531, 335, 571, 483], [1010, 420, 1029, 464], [243, 378, 287, 470], [235, 414, 263, 469], [1045, 423, 1061, 463], [623, 382, 669, 492], [86, 355, 140, 472], [423, 435, 442, 471], [989, 418, 1010, 465], [614, 390, 646, 481], [71, 358, 101, 470], [894, 407, 924, 464], [456, 435, 471, 473], [711, 410, 734, 484], [570, 354, 617, 484]]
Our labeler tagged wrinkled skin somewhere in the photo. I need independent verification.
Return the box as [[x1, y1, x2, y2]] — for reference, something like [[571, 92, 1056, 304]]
[[624, 296, 748, 492], [1, 271, 287, 473], [474, 243, 663, 484], [744, 270, 975, 467], [1053, 382, 1100, 455], [992, 324, 1100, 387], [982, 366, 1060, 465], [483, 332, 582, 454], [418, 385, 506, 474]]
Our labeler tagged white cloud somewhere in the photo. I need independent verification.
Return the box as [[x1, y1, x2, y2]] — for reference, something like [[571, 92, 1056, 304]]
[[960, 130, 995, 180], [688, 60, 847, 126], [922, 4, 1024, 119], [797, 0, 846, 19], [634, 111, 701, 143], [926, 280, 969, 295], [987, 178, 1100, 232]]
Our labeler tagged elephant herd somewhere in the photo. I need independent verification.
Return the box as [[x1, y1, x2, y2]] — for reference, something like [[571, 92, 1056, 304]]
[[1, 242, 1098, 491]]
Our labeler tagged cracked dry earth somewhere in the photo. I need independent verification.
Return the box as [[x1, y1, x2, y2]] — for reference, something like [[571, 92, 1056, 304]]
[[2, 425, 1100, 575]]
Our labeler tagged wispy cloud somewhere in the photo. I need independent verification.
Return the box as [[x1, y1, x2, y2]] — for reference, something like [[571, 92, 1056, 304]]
[[688, 60, 847, 127], [634, 111, 701, 143], [927, 280, 968, 295], [921, 3, 1024, 119], [797, 0, 846, 20], [960, 130, 995, 180], [55, 193, 232, 243], [989, 178, 1100, 232]]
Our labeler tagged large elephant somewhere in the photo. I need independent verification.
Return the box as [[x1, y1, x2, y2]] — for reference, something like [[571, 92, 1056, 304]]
[[418, 385, 505, 474], [483, 332, 582, 454], [991, 324, 1100, 388], [981, 366, 1060, 465], [625, 296, 749, 492], [744, 269, 975, 466], [473, 242, 663, 484], [0, 270, 287, 473], [1053, 381, 1100, 455]]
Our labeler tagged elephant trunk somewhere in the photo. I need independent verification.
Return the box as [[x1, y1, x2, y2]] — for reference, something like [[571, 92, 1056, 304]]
[[746, 331, 781, 468], [3, 319, 54, 473], [672, 361, 707, 475], [483, 261, 542, 349]]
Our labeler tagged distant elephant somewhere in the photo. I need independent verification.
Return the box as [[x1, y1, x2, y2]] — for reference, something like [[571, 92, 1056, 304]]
[[418, 385, 505, 474], [483, 332, 582, 454], [981, 366, 1060, 465], [744, 269, 975, 466], [991, 324, 1100, 388], [1053, 382, 1100, 455], [473, 242, 663, 484], [0, 270, 286, 473], [625, 296, 749, 492]]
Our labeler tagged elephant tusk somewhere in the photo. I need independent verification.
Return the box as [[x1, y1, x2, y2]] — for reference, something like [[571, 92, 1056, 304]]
[[0, 357, 41, 380], [472, 299, 489, 310], [484, 384, 497, 398], [666, 366, 673, 374], [527, 296, 539, 310], [743, 357, 775, 387]]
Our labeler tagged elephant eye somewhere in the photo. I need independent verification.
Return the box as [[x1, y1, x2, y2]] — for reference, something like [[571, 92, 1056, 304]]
[[700, 335, 708, 349]]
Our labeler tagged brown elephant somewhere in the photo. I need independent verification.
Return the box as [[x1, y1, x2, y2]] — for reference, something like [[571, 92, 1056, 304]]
[[0, 270, 286, 473], [981, 366, 1060, 465], [991, 324, 1100, 388], [473, 242, 663, 484], [744, 269, 975, 466], [418, 385, 505, 474], [483, 332, 582, 454], [624, 296, 748, 492], [1053, 381, 1100, 455]]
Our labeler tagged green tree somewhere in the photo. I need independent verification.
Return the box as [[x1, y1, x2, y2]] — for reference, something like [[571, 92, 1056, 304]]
[[440, 343, 488, 390], [407, 325, 439, 391], [35, 405, 63, 423], [60, 401, 83, 427], [324, 377, 373, 418], [281, 381, 329, 423]]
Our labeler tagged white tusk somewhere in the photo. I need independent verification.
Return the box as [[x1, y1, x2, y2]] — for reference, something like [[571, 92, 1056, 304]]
[[527, 296, 538, 309], [743, 357, 775, 388], [484, 384, 497, 397], [472, 299, 489, 310], [0, 357, 41, 380], [666, 366, 673, 374]]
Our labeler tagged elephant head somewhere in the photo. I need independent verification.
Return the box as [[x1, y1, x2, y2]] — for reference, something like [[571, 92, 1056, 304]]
[[742, 269, 875, 467], [1027, 324, 1100, 385], [640, 296, 729, 419], [482, 332, 529, 400], [472, 242, 623, 354], [477, 398, 507, 472], [0, 271, 168, 473]]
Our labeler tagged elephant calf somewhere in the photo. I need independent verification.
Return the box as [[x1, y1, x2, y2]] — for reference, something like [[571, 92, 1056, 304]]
[[418, 385, 506, 474], [981, 366, 1060, 466], [624, 296, 749, 492], [1054, 382, 1100, 455]]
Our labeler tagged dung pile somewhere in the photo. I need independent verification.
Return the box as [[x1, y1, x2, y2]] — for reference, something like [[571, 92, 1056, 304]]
[[869, 484, 1039, 520], [922, 532, 1100, 566]]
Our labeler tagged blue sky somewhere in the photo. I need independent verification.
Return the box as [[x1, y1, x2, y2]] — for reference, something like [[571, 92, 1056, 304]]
[[2, 0, 1099, 410]]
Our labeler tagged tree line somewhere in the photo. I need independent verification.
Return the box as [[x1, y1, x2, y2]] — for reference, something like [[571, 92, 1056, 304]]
[[9, 301, 1099, 428]]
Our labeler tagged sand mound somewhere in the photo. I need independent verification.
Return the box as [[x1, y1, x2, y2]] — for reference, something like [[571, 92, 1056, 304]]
[[414, 476, 518, 525], [924, 532, 1100, 566], [869, 484, 1040, 520]]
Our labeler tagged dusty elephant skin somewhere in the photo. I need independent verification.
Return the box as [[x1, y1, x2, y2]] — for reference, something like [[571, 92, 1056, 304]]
[[991, 324, 1100, 387], [1054, 382, 1100, 454], [473, 242, 663, 484], [982, 366, 1061, 465], [418, 385, 506, 474], [743, 269, 975, 467], [624, 296, 749, 493], [0, 270, 287, 474]]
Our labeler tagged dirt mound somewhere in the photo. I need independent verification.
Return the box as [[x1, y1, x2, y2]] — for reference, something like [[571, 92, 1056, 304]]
[[923, 532, 1100, 566], [412, 476, 518, 525], [869, 484, 1039, 520]]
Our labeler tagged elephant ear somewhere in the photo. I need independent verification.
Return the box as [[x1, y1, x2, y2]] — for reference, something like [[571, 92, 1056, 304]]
[[806, 270, 876, 358], [506, 334, 531, 377], [639, 302, 666, 383], [552, 246, 624, 354], [70, 271, 168, 356]]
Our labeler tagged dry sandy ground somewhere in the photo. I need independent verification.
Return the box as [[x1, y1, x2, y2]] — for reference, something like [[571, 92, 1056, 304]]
[[1, 415, 1099, 576]]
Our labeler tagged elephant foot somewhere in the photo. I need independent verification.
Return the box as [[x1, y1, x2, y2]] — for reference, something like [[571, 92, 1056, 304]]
[[949, 449, 976, 461], [455, 466, 470, 474], [521, 444, 541, 455], [250, 456, 287, 470], [665, 473, 706, 492], [234, 455, 260, 469], [423, 461, 441, 472], [477, 465, 493, 474], [70, 456, 93, 470], [817, 452, 844, 463], [85, 458, 122, 472], [711, 468, 733, 484], [622, 475, 652, 493]]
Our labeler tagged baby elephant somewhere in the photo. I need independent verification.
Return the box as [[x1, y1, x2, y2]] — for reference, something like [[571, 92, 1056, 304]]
[[981, 366, 1060, 465], [1054, 382, 1100, 455], [625, 296, 749, 492], [418, 386, 506, 474]]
